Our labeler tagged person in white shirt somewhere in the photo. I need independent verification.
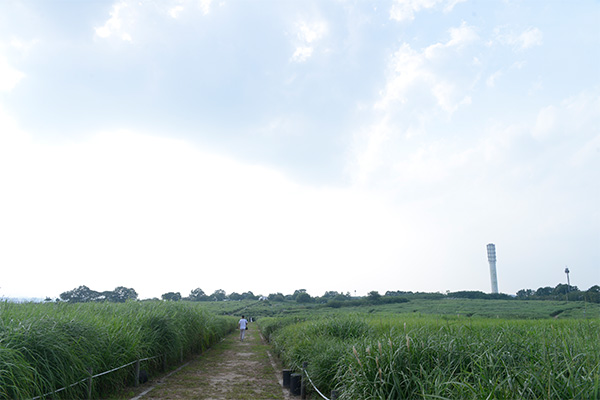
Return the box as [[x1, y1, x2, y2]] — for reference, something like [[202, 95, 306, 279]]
[[238, 315, 248, 341]]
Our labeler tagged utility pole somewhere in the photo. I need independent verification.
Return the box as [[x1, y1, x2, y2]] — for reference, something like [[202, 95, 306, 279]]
[[565, 267, 570, 302]]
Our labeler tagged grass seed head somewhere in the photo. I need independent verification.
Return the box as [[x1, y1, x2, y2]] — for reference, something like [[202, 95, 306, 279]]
[[353, 346, 362, 367]]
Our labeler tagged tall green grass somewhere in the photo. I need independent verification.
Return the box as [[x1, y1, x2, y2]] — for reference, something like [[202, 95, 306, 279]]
[[0, 301, 236, 399], [261, 315, 600, 399]]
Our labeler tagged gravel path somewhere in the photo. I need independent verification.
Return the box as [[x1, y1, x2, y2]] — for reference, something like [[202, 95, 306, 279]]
[[127, 326, 292, 400]]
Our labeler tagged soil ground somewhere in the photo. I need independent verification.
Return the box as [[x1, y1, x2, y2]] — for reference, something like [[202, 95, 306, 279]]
[[118, 326, 293, 400]]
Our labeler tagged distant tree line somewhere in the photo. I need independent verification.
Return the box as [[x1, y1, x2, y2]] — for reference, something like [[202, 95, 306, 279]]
[[262, 289, 408, 308], [56, 283, 600, 304], [56, 286, 260, 303], [445, 291, 513, 300], [59, 285, 138, 303], [157, 288, 261, 302], [177, 288, 259, 302], [516, 284, 599, 303]]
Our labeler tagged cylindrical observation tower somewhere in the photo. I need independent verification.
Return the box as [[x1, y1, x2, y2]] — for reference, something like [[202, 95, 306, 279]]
[[486, 243, 499, 294]]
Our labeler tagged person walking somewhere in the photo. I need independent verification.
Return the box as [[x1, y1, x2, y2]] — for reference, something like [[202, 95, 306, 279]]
[[238, 315, 248, 341]]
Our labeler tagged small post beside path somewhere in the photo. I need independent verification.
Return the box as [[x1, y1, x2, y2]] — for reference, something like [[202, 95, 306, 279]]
[[87, 367, 93, 400], [134, 360, 141, 387], [301, 362, 308, 399]]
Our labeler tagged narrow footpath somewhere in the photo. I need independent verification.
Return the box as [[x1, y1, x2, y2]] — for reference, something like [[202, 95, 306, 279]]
[[125, 326, 292, 400]]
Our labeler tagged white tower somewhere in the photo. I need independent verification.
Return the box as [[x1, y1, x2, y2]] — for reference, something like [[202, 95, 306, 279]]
[[486, 243, 499, 294]]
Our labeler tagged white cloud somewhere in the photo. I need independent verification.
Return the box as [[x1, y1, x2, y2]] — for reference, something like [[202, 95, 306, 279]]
[[9, 37, 39, 54], [0, 128, 422, 298], [345, 108, 599, 295], [292, 46, 313, 63], [376, 22, 477, 112], [447, 21, 478, 47], [97, 0, 213, 39], [393, 140, 477, 184], [352, 118, 392, 185], [376, 43, 426, 107], [533, 105, 558, 139], [495, 26, 543, 51], [390, 0, 466, 22], [1, 0, 597, 298], [354, 22, 481, 187], [486, 70, 503, 87], [0, 105, 30, 158], [168, 5, 185, 18], [297, 20, 327, 44], [95, 1, 135, 41], [0, 55, 25, 92], [198, 0, 212, 15], [533, 89, 600, 141], [290, 20, 327, 63], [517, 27, 543, 49], [169, 0, 212, 17], [485, 60, 525, 90], [571, 133, 600, 168]]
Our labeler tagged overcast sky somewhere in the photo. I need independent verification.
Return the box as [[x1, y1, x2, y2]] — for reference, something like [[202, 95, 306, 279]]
[[1, 0, 598, 300]]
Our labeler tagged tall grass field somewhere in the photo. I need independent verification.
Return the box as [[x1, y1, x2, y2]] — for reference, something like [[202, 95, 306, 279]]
[[260, 315, 600, 399], [0, 301, 235, 399]]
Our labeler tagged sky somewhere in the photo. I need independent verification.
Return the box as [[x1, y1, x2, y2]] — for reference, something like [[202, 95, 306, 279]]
[[0, 0, 598, 300]]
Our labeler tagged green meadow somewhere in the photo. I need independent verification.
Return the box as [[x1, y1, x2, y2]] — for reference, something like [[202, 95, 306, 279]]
[[206, 296, 600, 320], [253, 298, 600, 399], [1, 297, 598, 399], [0, 301, 235, 399]]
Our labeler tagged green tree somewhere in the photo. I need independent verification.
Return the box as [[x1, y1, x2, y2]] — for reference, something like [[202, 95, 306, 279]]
[[210, 289, 227, 301], [367, 291, 382, 302], [107, 286, 138, 302], [292, 289, 307, 300], [588, 285, 600, 293], [516, 289, 534, 299], [385, 290, 411, 297], [448, 291, 488, 299], [268, 293, 285, 302], [188, 288, 208, 301], [333, 293, 350, 301], [60, 285, 101, 303], [586, 285, 600, 303], [296, 292, 312, 303], [241, 291, 257, 300], [229, 292, 242, 301], [162, 292, 181, 301], [535, 286, 553, 297]]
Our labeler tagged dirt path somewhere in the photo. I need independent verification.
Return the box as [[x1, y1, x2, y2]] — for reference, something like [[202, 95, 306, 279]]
[[126, 326, 293, 400]]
